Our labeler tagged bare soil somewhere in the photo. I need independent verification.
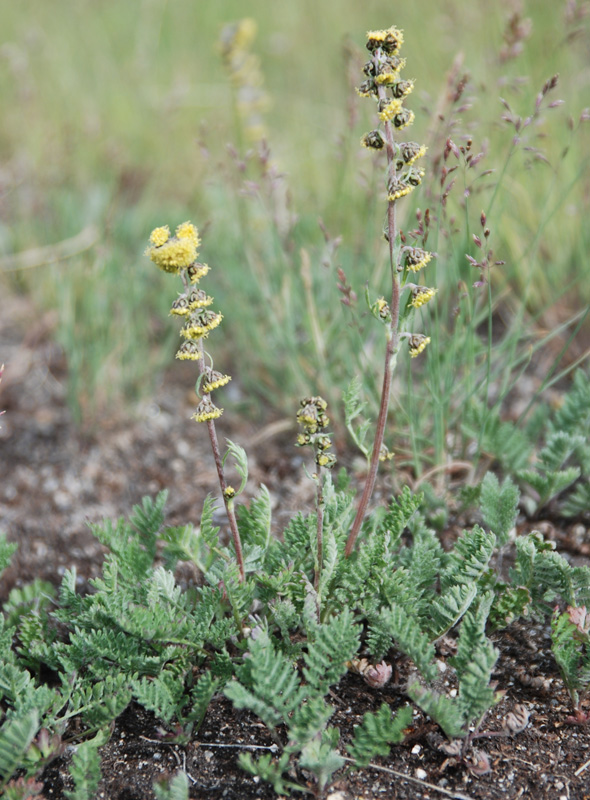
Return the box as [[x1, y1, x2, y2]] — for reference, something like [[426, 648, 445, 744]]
[[2, 293, 590, 799]]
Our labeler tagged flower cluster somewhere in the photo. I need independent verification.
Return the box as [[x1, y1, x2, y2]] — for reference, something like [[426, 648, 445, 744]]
[[358, 26, 436, 359], [146, 222, 231, 423], [296, 396, 336, 470], [219, 19, 269, 143], [358, 26, 425, 203], [145, 222, 201, 274]]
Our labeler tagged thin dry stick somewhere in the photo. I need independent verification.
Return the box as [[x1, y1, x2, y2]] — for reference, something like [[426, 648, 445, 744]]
[[344, 61, 401, 558], [0, 224, 99, 272], [342, 757, 476, 800]]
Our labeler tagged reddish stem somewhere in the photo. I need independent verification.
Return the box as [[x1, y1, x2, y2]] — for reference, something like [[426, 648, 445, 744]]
[[198, 345, 245, 582], [314, 467, 325, 592], [344, 63, 402, 558]]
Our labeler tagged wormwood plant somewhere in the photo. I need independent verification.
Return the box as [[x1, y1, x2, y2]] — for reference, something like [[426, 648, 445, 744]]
[[2, 22, 590, 800]]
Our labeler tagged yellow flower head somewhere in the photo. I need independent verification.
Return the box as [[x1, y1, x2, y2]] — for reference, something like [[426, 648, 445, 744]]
[[146, 237, 198, 274], [392, 108, 415, 130], [316, 451, 337, 469], [309, 395, 328, 411], [202, 367, 232, 394], [223, 486, 236, 499], [391, 79, 414, 99], [360, 130, 385, 150], [180, 310, 223, 339], [171, 294, 191, 316], [379, 444, 394, 462], [408, 334, 431, 358], [297, 396, 329, 434], [396, 142, 427, 170], [171, 287, 213, 317], [375, 71, 399, 86], [187, 263, 210, 284], [192, 396, 223, 423], [410, 286, 437, 309], [383, 55, 406, 73], [402, 166, 425, 187], [176, 341, 201, 361], [373, 296, 391, 321], [379, 99, 403, 122], [149, 226, 170, 247], [387, 177, 415, 203], [356, 79, 377, 98], [176, 221, 200, 250], [366, 26, 404, 54], [219, 18, 257, 60], [187, 288, 214, 311], [405, 247, 434, 272]]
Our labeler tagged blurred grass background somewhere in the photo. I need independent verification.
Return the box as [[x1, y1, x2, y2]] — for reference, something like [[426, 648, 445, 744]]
[[0, 0, 588, 471]]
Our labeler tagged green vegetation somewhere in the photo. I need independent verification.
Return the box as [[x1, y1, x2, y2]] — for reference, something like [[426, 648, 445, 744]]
[[1, 1, 588, 454], [2, 407, 590, 792], [1, 8, 590, 797]]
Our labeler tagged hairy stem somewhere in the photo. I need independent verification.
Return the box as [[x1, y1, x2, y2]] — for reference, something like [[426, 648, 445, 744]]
[[314, 467, 325, 593], [345, 70, 401, 558], [206, 419, 245, 581], [198, 344, 245, 582]]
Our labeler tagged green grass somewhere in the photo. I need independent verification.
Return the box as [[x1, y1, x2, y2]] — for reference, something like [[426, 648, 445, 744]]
[[0, 0, 588, 468]]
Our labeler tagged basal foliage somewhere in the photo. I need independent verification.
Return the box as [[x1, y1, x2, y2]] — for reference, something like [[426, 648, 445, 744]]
[[2, 381, 590, 794]]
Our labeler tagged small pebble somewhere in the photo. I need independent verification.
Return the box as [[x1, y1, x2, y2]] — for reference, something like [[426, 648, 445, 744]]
[[411, 744, 421, 755], [415, 768, 428, 780]]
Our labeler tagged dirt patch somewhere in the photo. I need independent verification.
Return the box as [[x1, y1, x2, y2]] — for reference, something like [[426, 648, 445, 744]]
[[38, 623, 590, 799]]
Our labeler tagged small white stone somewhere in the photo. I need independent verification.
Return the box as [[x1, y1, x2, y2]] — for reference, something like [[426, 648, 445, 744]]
[[437, 660, 447, 673], [411, 744, 421, 755], [449, 688, 458, 697], [415, 768, 428, 780], [176, 439, 191, 457]]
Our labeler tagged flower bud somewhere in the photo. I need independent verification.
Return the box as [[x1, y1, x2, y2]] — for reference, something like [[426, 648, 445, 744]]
[[361, 130, 385, 150]]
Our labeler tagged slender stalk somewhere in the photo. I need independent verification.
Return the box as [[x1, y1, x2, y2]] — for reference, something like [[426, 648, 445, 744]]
[[314, 467, 325, 592], [345, 69, 401, 558], [197, 343, 245, 582], [206, 419, 245, 582]]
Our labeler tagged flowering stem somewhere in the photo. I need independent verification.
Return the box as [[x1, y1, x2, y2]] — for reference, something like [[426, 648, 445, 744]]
[[314, 467, 325, 593], [206, 419, 245, 582], [345, 76, 401, 558], [198, 344, 245, 582]]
